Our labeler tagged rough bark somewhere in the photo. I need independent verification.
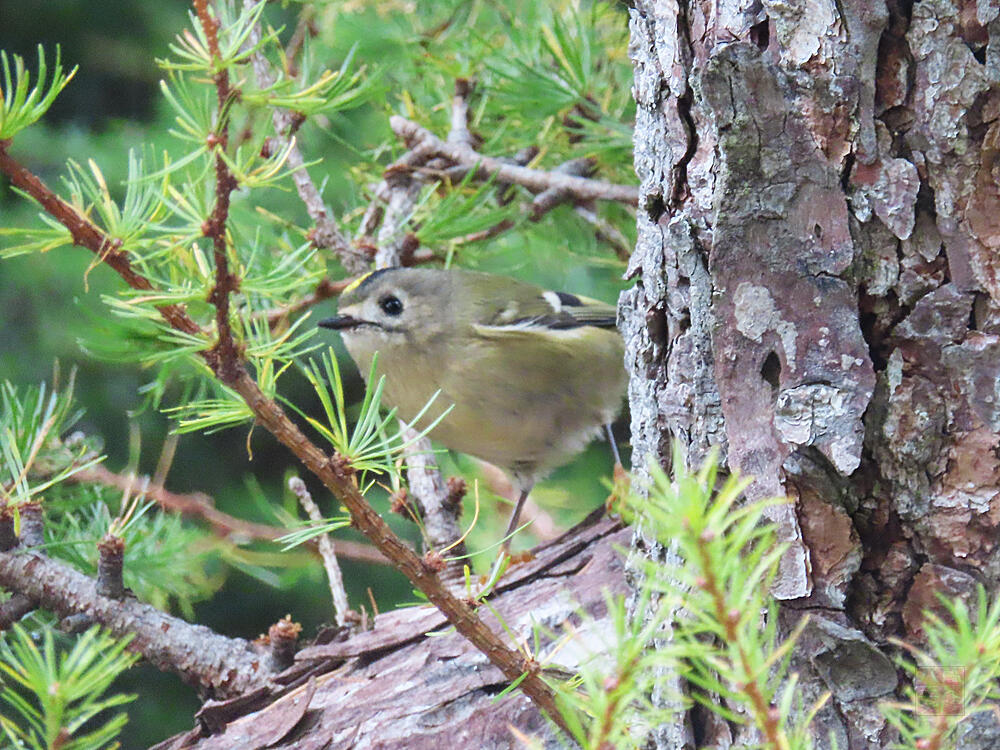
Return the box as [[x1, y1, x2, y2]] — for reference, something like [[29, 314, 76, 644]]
[[623, 0, 1000, 747], [151, 513, 626, 749]]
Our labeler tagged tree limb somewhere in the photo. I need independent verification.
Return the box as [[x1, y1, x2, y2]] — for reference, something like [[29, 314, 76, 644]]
[[390, 116, 639, 205], [0, 548, 270, 697]]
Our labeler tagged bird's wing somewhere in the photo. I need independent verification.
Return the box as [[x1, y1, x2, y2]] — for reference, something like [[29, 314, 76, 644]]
[[477, 287, 618, 332]]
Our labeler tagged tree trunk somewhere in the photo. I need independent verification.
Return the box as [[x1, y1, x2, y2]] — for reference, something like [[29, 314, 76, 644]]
[[623, 0, 1000, 747]]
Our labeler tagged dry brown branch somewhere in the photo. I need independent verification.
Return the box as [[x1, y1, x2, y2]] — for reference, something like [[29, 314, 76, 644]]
[[390, 116, 639, 205], [67, 463, 389, 566]]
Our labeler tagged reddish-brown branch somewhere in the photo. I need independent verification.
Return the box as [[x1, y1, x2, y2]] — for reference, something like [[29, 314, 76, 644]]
[[192, 0, 221, 61], [0, 145, 567, 732], [195, 0, 242, 383], [0, 142, 203, 339], [68, 464, 389, 566]]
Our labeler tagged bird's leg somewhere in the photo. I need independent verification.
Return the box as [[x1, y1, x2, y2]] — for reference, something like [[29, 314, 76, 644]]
[[605, 423, 622, 468], [604, 423, 630, 514], [500, 485, 532, 553]]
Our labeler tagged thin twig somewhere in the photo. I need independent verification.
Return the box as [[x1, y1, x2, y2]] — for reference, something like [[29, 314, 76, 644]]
[[288, 476, 352, 627], [152, 432, 179, 490], [283, 8, 316, 77], [244, 0, 369, 274], [265, 276, 355, 330], [390, 116, 638, 205], [453, 218, 516, 246], [574, 204, 632, 260]]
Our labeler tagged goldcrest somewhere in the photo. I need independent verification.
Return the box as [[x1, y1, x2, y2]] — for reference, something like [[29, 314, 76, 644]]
[[319, 267, 625, 546]]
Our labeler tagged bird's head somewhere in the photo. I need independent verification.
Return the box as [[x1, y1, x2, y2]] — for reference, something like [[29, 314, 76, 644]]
[[318, 268, 453, 349]]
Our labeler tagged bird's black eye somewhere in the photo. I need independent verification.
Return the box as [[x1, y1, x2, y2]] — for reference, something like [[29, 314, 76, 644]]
[[379, 294, 403, 316]]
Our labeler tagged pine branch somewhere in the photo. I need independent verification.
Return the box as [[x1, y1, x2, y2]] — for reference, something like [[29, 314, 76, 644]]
[[66, 463, 388, 566], [0, 141, 569, 735]]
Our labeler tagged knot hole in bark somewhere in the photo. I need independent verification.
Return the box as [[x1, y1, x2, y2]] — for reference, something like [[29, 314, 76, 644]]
[[644, 192, 666, 224], [761, 350, 781, 395], [749, 16, 769, 50]]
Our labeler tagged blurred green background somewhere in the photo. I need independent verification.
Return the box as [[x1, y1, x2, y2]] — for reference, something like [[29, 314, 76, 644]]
[[0, 1, 634, 745]]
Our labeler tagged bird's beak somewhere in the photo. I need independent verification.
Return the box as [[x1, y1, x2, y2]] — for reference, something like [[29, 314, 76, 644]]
[[318, 315, 365, 330]]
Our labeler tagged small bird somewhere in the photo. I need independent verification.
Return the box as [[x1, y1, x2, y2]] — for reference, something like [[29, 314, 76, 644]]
[[319, 267, 625, 549]]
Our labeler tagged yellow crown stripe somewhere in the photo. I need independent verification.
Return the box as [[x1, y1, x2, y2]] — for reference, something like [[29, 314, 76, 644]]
[[342, 270, 375, 297]]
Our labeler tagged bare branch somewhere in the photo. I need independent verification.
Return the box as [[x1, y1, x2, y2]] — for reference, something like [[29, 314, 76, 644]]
[[244, 0, 370, 274], [447, 78, 476, 147], [390, 116, 639, 205], [574, 204, 632, 261], [288, 476, 353, 627], [0, 548, 270, 697], [402, 429, 467, 570]]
